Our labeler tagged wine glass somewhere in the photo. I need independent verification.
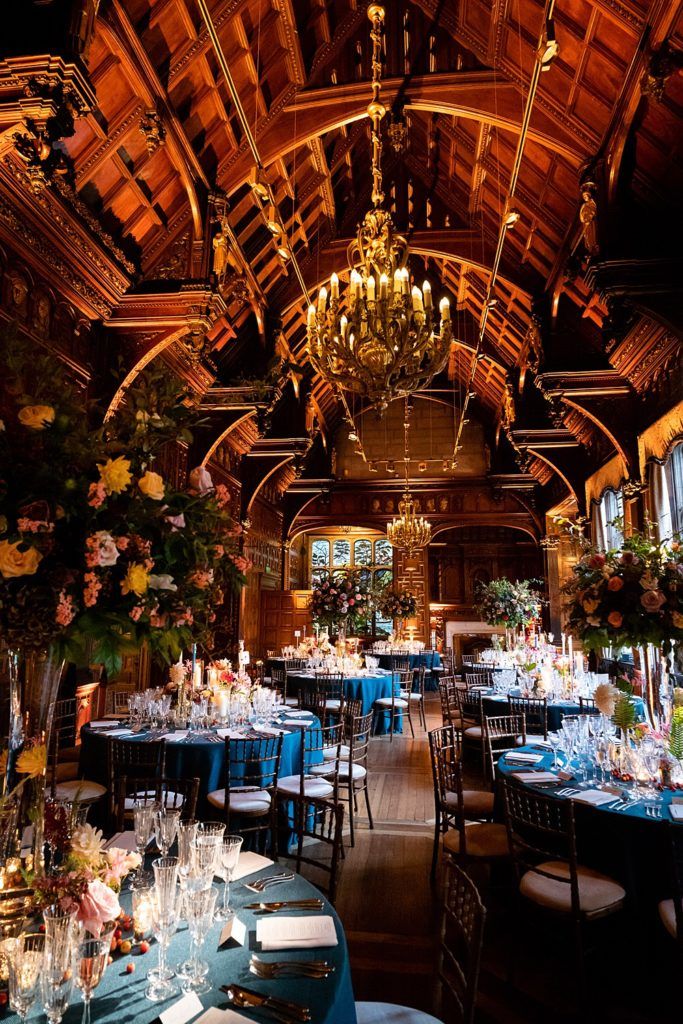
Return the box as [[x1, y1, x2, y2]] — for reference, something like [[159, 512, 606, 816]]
[[215, 835, 243, 921], [145, 857, 180, 1002], [75, 937, 109, 1024], [547, 731, 562, 771], [41, 942, 76, 1024], [7, 933, 44, 1023], [133, 800, 155, 868], [182, 886, 218, 994], [154, 806, 181, 856]]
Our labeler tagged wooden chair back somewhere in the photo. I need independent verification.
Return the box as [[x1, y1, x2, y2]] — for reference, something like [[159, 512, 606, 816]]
[[507, 695, 548, 739], [440, 861, 487, 1024], [484, 714, 527, 778], [114, 775, 199, 831]]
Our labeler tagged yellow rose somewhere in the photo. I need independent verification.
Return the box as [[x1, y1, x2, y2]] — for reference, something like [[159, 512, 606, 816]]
[[18, 405, 55, 430], [0, 540, 42, 579], [16, 744, 47, 777], [121, 563, 149, 597], [98, 456, 133, 495], [582, 597, 599, 614], [138, 470, 165, 501]]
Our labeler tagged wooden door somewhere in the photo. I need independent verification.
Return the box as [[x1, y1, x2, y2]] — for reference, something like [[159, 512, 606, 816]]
[[259, 590, 312, 656]]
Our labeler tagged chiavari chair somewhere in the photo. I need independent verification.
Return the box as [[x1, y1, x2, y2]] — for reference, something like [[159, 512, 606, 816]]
[[399, 664, 427, 733], [507, 695, 548, 739], [115, 774, 199, 831], [464, 669, 494, 690], [438, 677, 463, 730], [336, 707, 374, 846], [314, 671, 345, 724], [484, 714, 527, 780], [455, 688, 487, 777], [439, 862, 487, 1024], [658, 822, 683, 961], [440, 742, 509, 869], [50, 698, 106, 807], [286, 796, 345, 905], [208, 734, 283, 854], [106, 737, 166, 820]]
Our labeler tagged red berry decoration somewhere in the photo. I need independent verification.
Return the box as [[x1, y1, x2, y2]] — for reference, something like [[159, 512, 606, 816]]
[[0, 991, 8, 1006], [139, 941, 150, 954], [126, 962, 135, 974], [114, 929, 122, 940]]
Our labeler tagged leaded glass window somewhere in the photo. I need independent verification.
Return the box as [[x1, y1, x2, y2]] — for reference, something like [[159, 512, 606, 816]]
[[311, 539, 330, 567], [332, 539, 351, 566], [354, 539, 372, 566], [374, 538, 393, 565]]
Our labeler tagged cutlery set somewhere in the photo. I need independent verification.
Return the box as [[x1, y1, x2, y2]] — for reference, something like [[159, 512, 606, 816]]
[[645, 805, 663, 818], [243, 899, 324, 913], [250, 953, 333, 978], [223, 983, 312, 1023], [244, 871, 295, 893]]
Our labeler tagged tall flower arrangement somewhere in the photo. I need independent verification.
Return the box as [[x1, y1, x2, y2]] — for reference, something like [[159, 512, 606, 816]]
[[473, 578, 543, 629], [562, 529, 683, 652], [380, 588, 418, 620], [310, 571, 371, 632]]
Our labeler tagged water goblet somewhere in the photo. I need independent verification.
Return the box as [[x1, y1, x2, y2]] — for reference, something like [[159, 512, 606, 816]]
[[41, 943, 76, 1024], [181, 886, 218, 993], [7, 933, 44, 1023], [75, 936, 109, 1024], [154, 806, 181, 856], [215, 835, 243, 921]]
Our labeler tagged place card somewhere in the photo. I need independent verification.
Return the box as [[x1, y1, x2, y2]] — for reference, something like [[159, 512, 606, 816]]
[[159, 991, 203, 1024], [232, 851, 273, 881], [218, 915, 246, 949], [256, 915, 338, 950], [282, 710, 311, 718]]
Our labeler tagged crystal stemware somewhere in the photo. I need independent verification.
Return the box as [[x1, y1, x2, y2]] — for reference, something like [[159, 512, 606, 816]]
[[133, 800, 155, 867], [547, 731, 562, 771], [215, 834, 243, 921], [41, 943, 76, 1024], [182, 886, 218, 993], [145, 856, 179, 1001], [75, 936, 109, 1024], [154, 806, 181, 856], [7, 933, 44, 1023]]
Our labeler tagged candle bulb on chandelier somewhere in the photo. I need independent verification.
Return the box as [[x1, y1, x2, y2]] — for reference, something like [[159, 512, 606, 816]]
[[318, 286, 327, 314], [439, 296, 450, 322], [351, 269, 362, 303], [379, 273, 388, 300], [393, 268, 403, 294], [367, 275, 376, 302], [422, 280, 432, 309], [401, 268, 410, 295], [307, 304, 316, 328], [340, 314, 348, 339], [412, 286, 423, 312], [330, 273, 339, 301]]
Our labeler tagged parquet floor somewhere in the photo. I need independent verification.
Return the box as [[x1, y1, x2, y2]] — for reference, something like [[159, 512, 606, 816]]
[[334, 696, 675, 1024]]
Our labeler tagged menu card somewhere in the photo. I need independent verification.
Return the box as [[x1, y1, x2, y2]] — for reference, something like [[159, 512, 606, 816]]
[[256, 915, 338, 950]]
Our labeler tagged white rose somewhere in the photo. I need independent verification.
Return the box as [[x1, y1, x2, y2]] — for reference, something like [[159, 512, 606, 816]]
[[93, 531, 119, 567], [149, 574, 178, 591], [188, 465, 214, 495]]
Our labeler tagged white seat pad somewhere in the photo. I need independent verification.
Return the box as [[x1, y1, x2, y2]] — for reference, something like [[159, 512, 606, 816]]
[[323, 698, 342, 709], [338, 761, 367, 781], [356, 1002, 443, 1023], [374, 697, 409, 709], [520, 860, 625, 916], [54, 780, 106, 803], [276, 774, 334, 799], [464, 725, 482, 738], [323, 744, 350, 760], [207, 788, 271, 814]]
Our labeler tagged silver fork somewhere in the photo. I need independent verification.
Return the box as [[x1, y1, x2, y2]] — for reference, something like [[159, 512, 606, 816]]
[[244, 871, 295, 893], [250, 959, 332, 980]]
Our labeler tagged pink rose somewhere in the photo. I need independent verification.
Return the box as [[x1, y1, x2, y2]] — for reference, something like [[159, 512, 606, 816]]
[[620, 552, 640, 566], [607, 576, 624, 592], [188, 465, 214, 495], [589, 554, 606, 569], [349, 599, 355, 606], [77, 879, 121, 936], [641, 590, 666, 612]]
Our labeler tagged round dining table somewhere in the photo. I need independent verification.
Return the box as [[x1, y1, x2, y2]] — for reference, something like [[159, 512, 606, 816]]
[[285, 669, 401, 734], [496, 744, 675, 917], [4, 863, 357, 1024], [375, 651, 442, 690], [481, 690, 646, 732], [79, 714, 323, 818]]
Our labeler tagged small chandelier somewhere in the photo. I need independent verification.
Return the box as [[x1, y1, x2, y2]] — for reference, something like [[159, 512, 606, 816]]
[[306, 4, 452, 414], [386, 402, 432, 554]]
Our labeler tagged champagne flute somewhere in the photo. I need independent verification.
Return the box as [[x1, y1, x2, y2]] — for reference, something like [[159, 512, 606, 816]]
[[7, 933, 44, 1023], [75, 937, 109, 1024], [42, 943, 76, 1024], [182, 886, 218, 994], [145, 856, 179, 1001], [133, 800, 155, 868], [215, 835, 243, 921]]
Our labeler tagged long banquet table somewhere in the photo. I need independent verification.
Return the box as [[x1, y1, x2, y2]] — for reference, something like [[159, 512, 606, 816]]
[[285, 669, 402, 734], [3, 861, 357, 1024]]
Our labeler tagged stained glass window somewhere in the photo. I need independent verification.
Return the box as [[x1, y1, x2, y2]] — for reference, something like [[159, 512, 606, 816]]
[[354, 539, 372, 566], [357, 569, 372, 589], [374, 568, 393, 590], [332, 539, 351, 566], [311, 539, 330, 567], [374, 538, 393, 565]]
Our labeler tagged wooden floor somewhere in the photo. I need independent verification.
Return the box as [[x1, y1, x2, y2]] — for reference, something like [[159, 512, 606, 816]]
[[333, 696, 675, 1024]]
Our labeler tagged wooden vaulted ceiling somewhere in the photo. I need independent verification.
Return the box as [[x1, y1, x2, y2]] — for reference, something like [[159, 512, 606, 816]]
[[59, 0, 683, 486]]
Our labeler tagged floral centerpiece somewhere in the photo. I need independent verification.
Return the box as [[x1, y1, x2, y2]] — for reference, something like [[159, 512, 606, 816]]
[[379, 589, 418, 621], [473, 578, 543, 630], [310, 571, 371, 635], [31, 821, 140, 935]]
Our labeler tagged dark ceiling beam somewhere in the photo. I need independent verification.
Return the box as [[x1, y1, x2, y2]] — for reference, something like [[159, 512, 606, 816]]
[[220, 71, 587, 195]]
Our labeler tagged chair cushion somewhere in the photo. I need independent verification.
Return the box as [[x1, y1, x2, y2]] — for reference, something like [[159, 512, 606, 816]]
[[338, 761, 367, 781], [658, 898, 679, 938], [443, 823, 509, 859], [123, 790, 184, 812], [444, 789, 495, 819], [308, 762, 337, 777], [374, 697, 409, 709], [464, 726, 482, 739], [519, 860, 625, 917], [55, 761, 79, 783], [207, 788, 271, 814], [323, 744, 350, 760], [276, 775, 334, 799], [355, 1002, 443, 1023], [54, 780, 106, 803]]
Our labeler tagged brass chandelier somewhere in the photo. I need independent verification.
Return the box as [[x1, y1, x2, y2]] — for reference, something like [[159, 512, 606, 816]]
[[386, 402, 432, 554], [306, 4, 452, 414]]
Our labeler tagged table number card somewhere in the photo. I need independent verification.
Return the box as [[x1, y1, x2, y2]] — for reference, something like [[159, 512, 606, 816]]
[[218, 915, 247, 949]]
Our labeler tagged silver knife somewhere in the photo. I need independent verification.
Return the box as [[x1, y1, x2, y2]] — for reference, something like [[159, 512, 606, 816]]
[[222, 983, 311, 1022]]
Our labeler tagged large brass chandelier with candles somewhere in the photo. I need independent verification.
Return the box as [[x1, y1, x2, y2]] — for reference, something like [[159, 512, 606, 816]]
[[306, 4, 452, 414], [386, 402, 432, 554]]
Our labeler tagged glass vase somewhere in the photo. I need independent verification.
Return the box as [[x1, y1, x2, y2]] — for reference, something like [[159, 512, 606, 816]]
[[1, 647, 65, 884]]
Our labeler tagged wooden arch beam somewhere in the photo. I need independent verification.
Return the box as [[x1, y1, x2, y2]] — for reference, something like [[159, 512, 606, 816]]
[[220, 72, 587, 195]]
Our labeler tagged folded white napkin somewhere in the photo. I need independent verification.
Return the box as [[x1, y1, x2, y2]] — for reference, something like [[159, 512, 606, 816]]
[[670, 804, 683, 821], [216, 729, 246, 740], [89, 720, 119, 728], [282, 710, 311, 718], [252, 725, 283, 736], [505, 752, 543, 764], [162, 731, 189, 742], [104, 728, 133, 737], [571, 789, 618, 807], [232, 851, 273, 881], [281, 720, 308, 728], [104, 831, 138, 851], [511, 770, 559, 783], [256, 915, 338, 950]]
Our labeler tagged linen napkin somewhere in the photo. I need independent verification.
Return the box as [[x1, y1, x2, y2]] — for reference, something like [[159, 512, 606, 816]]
[[231, 851, 273, 881], [281, 710, 311, 718], [281, 719, 309, 728], [103, 728, 133, 737], [103, 831, 138, 851], [510, 770, 559, 784], [252, 725, 284, 736], [504, 752, 543, 764], [669, 804, 683, 821], [256, 915, 338, 950], [571, 789, 618, 807], [89, 720, 119, 729], [216, 729, 246, 740], [162, 731, 189, 742]]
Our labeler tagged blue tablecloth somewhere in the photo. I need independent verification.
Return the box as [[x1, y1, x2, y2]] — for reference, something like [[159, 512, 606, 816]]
[[287, 670, 401, 734], [4, 864, 357, 1024], [375, 651, 441, 690], [80, 719, 320, 818], [482, 692, 645, 733]]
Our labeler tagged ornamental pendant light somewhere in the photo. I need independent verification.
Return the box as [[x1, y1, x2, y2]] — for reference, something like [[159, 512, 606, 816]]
[[386, 401, 432, 555], [306, 5, 452, 414]]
